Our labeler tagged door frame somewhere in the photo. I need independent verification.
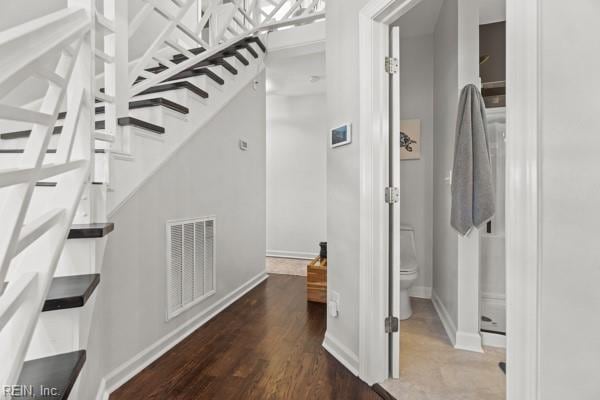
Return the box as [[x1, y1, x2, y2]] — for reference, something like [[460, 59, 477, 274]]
[[358, 0, 541, 398], [505, 0, 541, 398], [358, 0, 423, 385]]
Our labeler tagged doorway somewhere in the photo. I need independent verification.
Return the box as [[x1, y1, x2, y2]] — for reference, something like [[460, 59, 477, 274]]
[[264, 47, 328, 291], [358, 0, 540, 398]]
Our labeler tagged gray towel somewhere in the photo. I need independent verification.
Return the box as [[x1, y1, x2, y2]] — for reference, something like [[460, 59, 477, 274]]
[[450, 84, 495, 235]]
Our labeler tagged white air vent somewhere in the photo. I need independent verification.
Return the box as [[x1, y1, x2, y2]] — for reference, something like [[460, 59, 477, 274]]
[[166, 216, 216, 320]]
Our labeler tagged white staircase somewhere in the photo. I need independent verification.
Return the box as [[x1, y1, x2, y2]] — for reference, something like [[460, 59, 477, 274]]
[[0, 0, 325, 398]]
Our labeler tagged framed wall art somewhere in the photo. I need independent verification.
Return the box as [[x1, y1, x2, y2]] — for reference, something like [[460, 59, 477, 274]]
[[400, 119, 421, 160]]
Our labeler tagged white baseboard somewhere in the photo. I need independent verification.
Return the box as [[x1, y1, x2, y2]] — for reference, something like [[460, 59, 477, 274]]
[[432, 290, 457, 346], [431, 293, 483, 353], [266, 250, 318, 260], [409, 286, 432, 299], [96, 271, 268, 400], [481, 291, 506, 301], [481, 331, 506, 348], [95, 379, 107, 400], [455, 330, 484, 353], [322, 331, 359, 376]]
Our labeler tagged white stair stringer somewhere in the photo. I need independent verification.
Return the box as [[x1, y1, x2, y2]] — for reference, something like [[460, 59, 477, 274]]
[[105, 42, 266, 215]]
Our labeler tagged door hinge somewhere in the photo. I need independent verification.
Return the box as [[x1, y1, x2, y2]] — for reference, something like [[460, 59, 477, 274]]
[[385, 57, 398, 74], [385, 316, 399, 333], [385, 187, 399, 204]]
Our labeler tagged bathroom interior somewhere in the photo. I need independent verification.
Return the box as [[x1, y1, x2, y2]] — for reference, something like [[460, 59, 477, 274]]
[[384, 0, 507, 397]]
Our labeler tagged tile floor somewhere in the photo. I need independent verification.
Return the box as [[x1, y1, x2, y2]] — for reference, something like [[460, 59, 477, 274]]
[[381, 298, 506, 400]]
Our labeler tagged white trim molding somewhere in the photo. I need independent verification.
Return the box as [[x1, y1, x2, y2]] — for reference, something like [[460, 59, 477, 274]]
[[455, 0, 484, 356], [322, 332, 360, 376], [96, 271, 268, 400], [358, 0, 424, 385], [505, 0, 541, 398], [455, 331, 484, 353], [432, 291, 457, 346], [266, 250, 318, 260], [482, 331, 506, 349]]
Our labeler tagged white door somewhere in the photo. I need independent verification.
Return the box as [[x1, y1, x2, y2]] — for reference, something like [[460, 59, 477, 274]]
[[388, 25, 401, 379]]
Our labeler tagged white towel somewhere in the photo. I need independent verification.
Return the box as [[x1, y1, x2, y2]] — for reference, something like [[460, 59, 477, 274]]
[[450, 84, 495, 235]]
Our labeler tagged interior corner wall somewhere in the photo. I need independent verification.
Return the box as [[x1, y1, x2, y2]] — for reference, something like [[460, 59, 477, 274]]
[[325, 0, 371, 369], [538, 2, 600, 398], [432, 0, 460, 328], [266, 93, 327, 259], [399, 35, 435, 296], [78, 76, 267, 399]]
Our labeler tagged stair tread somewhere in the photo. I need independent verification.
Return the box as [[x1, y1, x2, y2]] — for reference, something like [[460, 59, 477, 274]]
[[35, 181, 104, 187], [106, 37, 263, 94], [145, 53, 226, 75], [246, 36, 266, 52], [234, 42, 258, 59], [164, 68, 225, 85], [134, 35, 264, 85], [126, 98, 188, 114], [68, 223, 114, 239], [211, 58, 238, 75], [171, 46, 206, 63], [116, 117, 165, 134], [17, 350, 86, 400], [1, 121, 103, 140], [1, 117, 164, 139], [43, 274, 100, 312], [1, 125, 64, 140], [0, 149, 106, 154], [58, 97, 189, 120], [223, 49, 249, 66], [137, 81, 209, 99], [138, 47, 241, 83], [94, 117, 165, 134]]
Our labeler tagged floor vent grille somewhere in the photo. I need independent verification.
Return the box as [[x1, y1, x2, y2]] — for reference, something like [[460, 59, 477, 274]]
[[166, 217, 216, 320]]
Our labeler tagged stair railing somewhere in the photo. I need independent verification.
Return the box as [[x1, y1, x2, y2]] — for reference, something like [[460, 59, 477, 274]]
[[0, 6, 94, 388], [94, 0, 129, 154], [128, 0, 326, 96]]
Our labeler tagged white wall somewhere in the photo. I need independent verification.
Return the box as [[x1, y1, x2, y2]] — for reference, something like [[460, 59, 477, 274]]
[[0, 0, 66, 31], [325, 0, 369, 369], [79, 77, 267, 399], [537, 2, 600, 398], [432, 0, 460, 329], [399, 35, 435, 296], [266, 93, 327, 259], [431, 0, 482, 349]]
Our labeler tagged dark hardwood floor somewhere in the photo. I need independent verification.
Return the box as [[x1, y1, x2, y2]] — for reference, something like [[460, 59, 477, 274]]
[[110, 274, 379, 400]]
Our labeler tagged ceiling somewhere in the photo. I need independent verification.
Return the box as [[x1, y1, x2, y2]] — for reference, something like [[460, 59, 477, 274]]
[[479, 0, 506, 24], [394, 0, 444, 39], [265, 52, 326, 97]]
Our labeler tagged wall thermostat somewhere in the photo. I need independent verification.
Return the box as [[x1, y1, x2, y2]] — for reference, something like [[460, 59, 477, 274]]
[[330, 123, 352, 148], [239, 139, 248, 151]]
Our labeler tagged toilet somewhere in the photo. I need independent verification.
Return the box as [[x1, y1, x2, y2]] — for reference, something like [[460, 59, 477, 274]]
[[400, 225, 419, 320]]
